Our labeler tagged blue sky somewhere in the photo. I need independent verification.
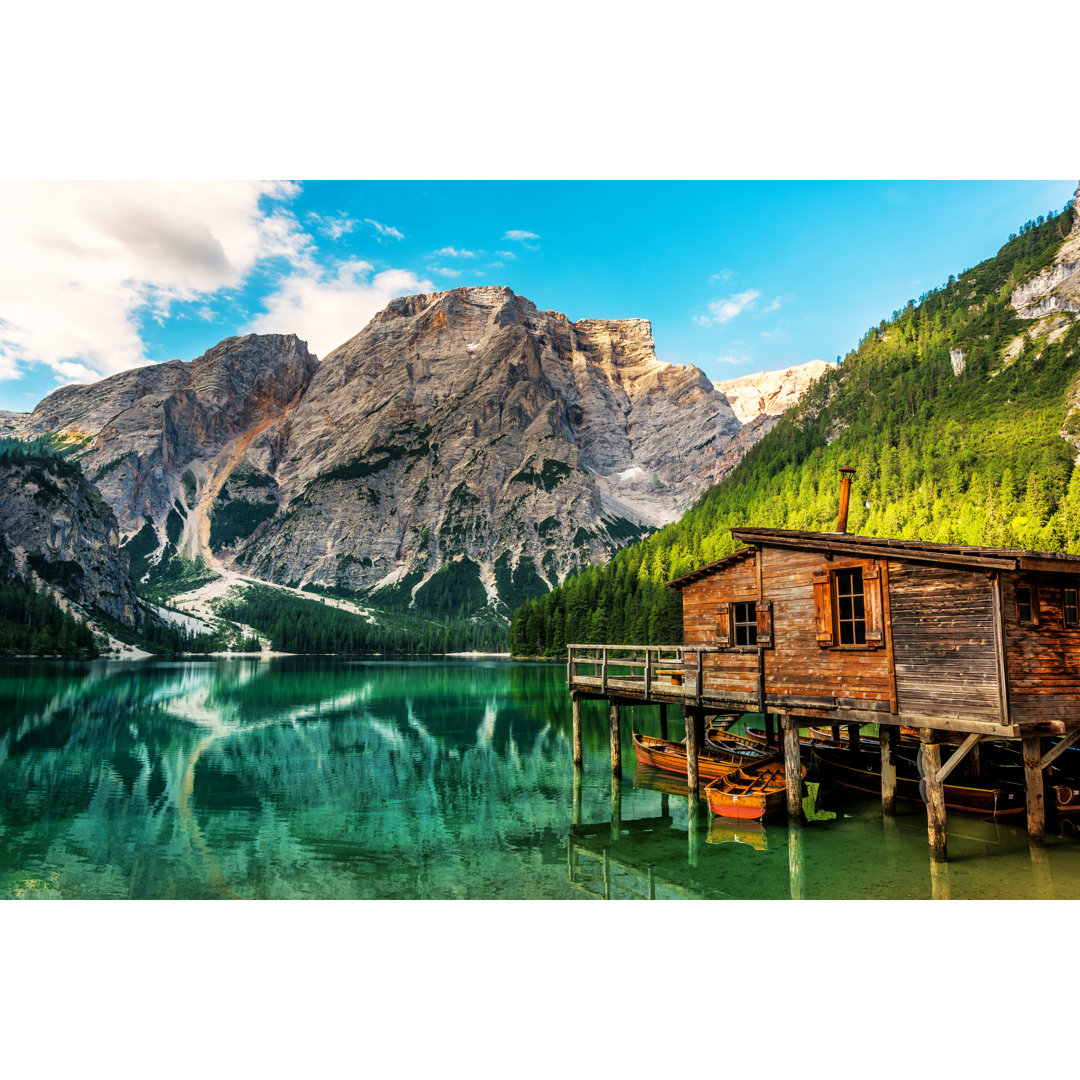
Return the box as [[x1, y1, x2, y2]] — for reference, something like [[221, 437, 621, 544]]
[[0, 179, 1074, 413]]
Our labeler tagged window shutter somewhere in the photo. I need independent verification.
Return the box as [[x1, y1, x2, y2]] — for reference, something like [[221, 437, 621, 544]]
[[715, 603, 732, 646], [756, 599, 774, 648], [863, 563, 884, 646], [812, 568, 834, 646]]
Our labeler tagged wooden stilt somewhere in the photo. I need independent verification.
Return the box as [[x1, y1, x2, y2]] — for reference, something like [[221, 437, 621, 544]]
[[921, 733, 947, 862], [764, 712, 775, 747], [572, 694, 583, 769], [880, 724, 897, 815], [572, 767, 582, 827], [830, 724, 841, 744], [688, 796, 700, 868], [782, 715, 803, 822], [693, 709, 705, 755], [609, 700, 621, 776], [846, 723, 860, 751], [658, 702, 668, 741], [788, 821, 804, 901], [610, 772, 622, 845], [1023, 736, 1046, 845], [929, 858, 950, 900], [685, 707, 700, 801]]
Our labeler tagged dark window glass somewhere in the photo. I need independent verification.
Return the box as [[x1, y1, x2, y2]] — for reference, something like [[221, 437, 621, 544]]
[[835, 568, 866, 645], [733, 601, 757, 646], [1017, 585, 1033, 624], [1065, 588, 1078, 628]]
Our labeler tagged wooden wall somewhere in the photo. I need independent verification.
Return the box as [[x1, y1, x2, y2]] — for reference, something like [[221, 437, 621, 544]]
[[887, 564, 1000, 720], [1004, 572, 1080, 723]]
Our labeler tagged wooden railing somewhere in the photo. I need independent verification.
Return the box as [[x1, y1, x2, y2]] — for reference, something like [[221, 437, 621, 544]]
[[567, 644, 718, 705]]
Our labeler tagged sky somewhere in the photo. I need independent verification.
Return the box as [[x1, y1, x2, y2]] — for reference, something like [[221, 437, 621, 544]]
[[0, 178, 1075, 413]]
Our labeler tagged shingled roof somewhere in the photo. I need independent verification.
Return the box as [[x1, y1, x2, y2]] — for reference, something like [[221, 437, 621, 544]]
[[665, 527, 1080, 588]]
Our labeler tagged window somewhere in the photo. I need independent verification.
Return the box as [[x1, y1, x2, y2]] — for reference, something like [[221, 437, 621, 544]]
[[1065, 588, 1079, 629], [812, 561, 884, 648], [835, 568, 866, 645], [733, 601, 757, 646], [1016, 584, 1038, 627], [716, 599, 773, 648]]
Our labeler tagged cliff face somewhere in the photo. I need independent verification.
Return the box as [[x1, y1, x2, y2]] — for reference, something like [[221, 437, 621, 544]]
[[714, 359, 833, 424], [1011, 184, 1080, 321], [12, 287, 821, 617], [0, 457, 138, 627]]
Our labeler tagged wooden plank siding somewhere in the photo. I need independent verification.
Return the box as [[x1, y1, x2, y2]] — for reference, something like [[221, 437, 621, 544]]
[[1004, 572, 1080, 723], [887, 564, 1000, 720]]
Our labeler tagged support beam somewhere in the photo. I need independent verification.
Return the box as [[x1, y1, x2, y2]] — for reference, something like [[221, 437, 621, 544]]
[[934, 732, 982, 785], [572, 695, 583, 769], [1040, 728, 1080, 771], [846, 723, 861, 751], [921, 733, 947, 862], [764, 712, 775, 748], [609, 700, 621, 777], [611, 772, 622, 845], [880, 724, 897, 815], [1023, 736, 1046, 845], [685, 708, 700, 802], [658, 702, 668, 741], [782, 715, 803, 823], [572, 768, 582, 827], [788, 822, 804, 901]]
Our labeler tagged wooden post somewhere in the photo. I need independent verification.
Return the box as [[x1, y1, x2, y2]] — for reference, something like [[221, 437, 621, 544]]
[[764, 712, 775, 747], [846, 723, 860, 751], [572, 694, 583, 769], [688, 796, 700, 868], [880, 723, 897, 815], [611, 772, 622, 845], [645, 647, 652, 698], [572, 767, 582, 827], [1023, 735, 1046, 844], [782, 715, 803, 822], [658, 702, 668, 741], [609, 700, 621, 776], [929, 858, 950, 900], [685, 707, 700, 801], [788, 821, 804, 901], [921, 732, 947, 862], [696, 648, 704, 706], [693, 709, 705, 755], [830, 724, 841, 744]]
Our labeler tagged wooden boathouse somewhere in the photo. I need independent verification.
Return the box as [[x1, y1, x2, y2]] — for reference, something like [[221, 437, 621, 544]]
[[567, 470, 1080, 861]]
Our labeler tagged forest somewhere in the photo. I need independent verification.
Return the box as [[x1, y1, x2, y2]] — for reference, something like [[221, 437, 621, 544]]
[[510, 200, 1080, 656]]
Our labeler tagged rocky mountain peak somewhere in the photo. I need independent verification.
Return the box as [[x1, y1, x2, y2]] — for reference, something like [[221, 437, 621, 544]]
[[714, 359, 833, 424]]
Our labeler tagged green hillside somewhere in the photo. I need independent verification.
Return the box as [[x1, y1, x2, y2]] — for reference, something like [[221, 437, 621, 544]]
[[511, 199, 1080, 656]]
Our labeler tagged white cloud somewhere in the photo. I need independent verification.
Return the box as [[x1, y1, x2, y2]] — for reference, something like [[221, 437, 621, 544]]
[[0, 180, 302, 381], [495, 250, 516, 260], [433, 246, 478, 258], [429, 266, 462, 278], [697, 288, 761, 326], [308, 211, 357, 241], [248, 260, 433, 358], [715, 354, 751, 365], [761, 296, 783, 313], [364, 218, 404, 241], [709, 269, 735, 283], [502, 229, 540, 250]]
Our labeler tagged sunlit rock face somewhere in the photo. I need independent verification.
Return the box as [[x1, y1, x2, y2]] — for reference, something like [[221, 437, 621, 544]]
[[1011, 183, 1080, 320], [714, 359, 833, 424], [0, 459, 138, 627], [12, 287, 823, 616]]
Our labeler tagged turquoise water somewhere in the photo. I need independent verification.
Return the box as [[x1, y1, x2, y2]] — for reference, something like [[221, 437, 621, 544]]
[[2, 657, 1079, 899]]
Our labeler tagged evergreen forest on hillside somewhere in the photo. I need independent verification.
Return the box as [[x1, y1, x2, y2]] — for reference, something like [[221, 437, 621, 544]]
[[511, 200, 1080, 656]]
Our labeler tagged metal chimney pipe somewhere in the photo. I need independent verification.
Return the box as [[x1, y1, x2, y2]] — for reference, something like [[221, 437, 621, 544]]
[[836, 466, 856, 533]]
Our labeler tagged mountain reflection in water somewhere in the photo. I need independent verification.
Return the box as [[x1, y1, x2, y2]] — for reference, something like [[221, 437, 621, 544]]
[[2, 657, 1080, 900]]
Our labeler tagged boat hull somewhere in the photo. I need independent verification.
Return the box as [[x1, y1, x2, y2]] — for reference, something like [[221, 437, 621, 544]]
[[632, 732, 741, 782]]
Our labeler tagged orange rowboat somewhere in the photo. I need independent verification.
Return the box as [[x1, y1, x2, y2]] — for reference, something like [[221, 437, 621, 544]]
[[704, 761, 806, 822], [632, 732, 744, 783]]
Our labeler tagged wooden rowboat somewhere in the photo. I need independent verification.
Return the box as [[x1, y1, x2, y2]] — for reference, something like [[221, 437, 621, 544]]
[[812, 745, 1026, 817], [704, 762, 797, 821], [704, 725, 780, 767], [632, 732, 744, 782]]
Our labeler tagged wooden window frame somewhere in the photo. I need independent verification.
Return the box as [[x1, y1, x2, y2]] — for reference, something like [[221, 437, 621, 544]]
[[716, 598, 773, 651], [1064, 586, 1080, 630], [813, 559, 884, 649], [1015, 582, 1038, 628]]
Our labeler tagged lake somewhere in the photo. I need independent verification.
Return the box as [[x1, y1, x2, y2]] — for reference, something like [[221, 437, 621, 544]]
[[2, 656, 1079, 900]]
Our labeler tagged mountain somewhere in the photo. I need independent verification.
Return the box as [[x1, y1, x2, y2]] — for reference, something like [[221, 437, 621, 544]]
[[510, 185, 1080, 655], [0, 441, 139, 654], [8, 286, 827, 627], [714, 359, 834, 424]]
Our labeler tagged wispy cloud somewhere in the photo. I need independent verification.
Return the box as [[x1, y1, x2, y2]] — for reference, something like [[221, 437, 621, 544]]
[[364, 218, 404, 241], [502, 229, 540, 250], [696, 289, 761, 327], [709, 269, 735, 284], [760, 296, 783, 314], [307, 211, 358, 241], [433, 246, 478, 258], [495, 250, 516, 260], [429, 266, 462, 278], [715, 354, 752, 366]]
